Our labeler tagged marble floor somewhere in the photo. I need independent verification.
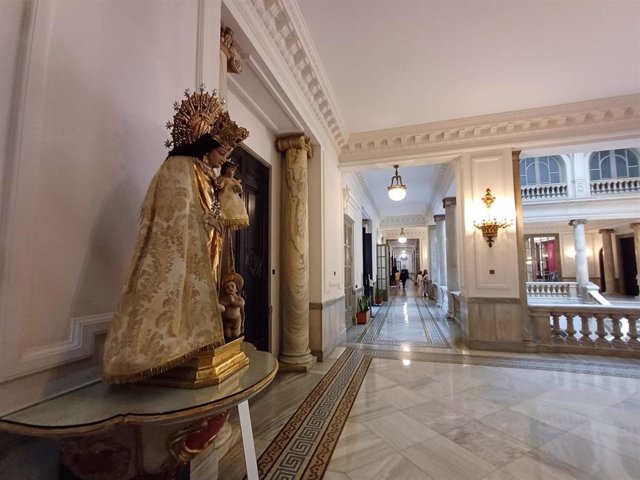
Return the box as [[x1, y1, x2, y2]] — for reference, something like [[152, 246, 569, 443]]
[[216, 286, 640, 480]]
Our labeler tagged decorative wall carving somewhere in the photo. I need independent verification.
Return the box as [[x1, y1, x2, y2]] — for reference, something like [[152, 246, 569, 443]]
[[220, 26, 243, 74]]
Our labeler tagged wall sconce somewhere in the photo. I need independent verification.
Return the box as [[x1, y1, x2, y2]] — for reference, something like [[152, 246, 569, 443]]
[[473, 188, 513, 247], [387, 165, 407, 201], [398, 228, 407, 243]]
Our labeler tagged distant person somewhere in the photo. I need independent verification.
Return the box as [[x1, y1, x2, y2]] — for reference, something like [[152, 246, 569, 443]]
[[400, 269, 409, 289]]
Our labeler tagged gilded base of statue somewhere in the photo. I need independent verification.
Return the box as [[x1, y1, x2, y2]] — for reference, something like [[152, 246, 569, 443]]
[[144, 337, 249, 388]]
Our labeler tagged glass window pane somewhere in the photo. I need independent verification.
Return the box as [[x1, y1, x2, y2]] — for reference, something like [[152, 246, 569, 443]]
[[601, 156, 612, 179], [615, 153, 628, 178], [526, 163, 536, 184], [538, 162, 550, 183]]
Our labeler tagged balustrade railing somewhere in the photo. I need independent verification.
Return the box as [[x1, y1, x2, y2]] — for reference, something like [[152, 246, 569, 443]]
[[590, 177, 640, 195], [526, 282, 576, 299], [530, 304, 640, 356], [521, 183, 568, 201]]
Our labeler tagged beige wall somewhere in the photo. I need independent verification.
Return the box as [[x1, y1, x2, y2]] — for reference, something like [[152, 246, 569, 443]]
[[0, 0, 221, 414]]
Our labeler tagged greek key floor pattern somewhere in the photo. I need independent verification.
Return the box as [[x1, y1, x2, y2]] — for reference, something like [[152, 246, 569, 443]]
[[257, 349, 371, 480], [353, 295, 450, 348]]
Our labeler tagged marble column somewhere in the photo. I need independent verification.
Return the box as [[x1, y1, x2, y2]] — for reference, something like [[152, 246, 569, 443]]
[[219, 25, 243, 98], [569, 219, 589, 295], [435, 214, 447, 287], [443, 198, 458, 320], [427, 224, 438, 299], [599, 228, 617, 293], [443, 198, 459, 292], [276, 134, 316, 372], [632, 223, 640, 299], [428, 224, 438, 285]]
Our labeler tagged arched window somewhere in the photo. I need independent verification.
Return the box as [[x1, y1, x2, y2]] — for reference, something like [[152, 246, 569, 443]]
[[589, 149, 640, 180], [519, 156, 564, 186]]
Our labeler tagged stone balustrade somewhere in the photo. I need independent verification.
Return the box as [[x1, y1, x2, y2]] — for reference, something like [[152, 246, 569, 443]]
[[530, 304, 640, 357], [521, 183, 568, 200], [526, 282, 577, 301], [591, 177, 640, 195]]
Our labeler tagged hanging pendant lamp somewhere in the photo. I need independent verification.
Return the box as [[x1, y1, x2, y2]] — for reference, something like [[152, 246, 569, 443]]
[[387, 165, 407, 201], [398, 228, 407, 243]]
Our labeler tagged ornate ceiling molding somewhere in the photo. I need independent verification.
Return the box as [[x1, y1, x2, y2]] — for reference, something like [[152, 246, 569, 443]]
[[380, 215, 428, 228], [425, 163, 454, 217], [230, 0, 348, 151], [354, 172, 381, 219], [340, 95, 640, 167]]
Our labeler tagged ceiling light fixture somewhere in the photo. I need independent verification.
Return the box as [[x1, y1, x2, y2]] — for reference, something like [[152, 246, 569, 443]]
[[387, 164, 407, 201], [398, 228, 407, 244]]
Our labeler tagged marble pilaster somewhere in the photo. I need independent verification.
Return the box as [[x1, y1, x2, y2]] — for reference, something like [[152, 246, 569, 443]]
[[632, 223, 640, 299], [428, 224, 438, 285], [434, 214, 447, 287], [569, 219, 589, 295], [443, 198, 459, 320], [599, 229, 617, 294], [443, 198, 459, 291], [276, 134, 316, 372]]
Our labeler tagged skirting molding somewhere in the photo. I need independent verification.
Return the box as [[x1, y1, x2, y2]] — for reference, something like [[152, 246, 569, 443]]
[[310, 295, 345, 310]]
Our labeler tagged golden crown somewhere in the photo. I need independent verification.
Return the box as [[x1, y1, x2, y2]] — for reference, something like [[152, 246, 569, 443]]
[[164, 86, 226, 149], [210, 111, 249, 151]]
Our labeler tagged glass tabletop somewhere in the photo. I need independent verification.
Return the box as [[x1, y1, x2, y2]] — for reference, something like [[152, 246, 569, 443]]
[[0, 349, 277, 432]]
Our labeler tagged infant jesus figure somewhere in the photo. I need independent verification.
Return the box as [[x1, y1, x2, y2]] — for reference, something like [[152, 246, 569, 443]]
[[220, 273, 245, 342]]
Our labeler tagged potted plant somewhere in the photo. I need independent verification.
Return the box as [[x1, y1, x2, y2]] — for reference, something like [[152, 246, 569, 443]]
[[356, 296, 371, 324], [374, 288, 386, 305]]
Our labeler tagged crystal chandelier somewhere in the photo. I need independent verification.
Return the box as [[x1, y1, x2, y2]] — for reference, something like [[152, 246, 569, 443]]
[[387, 165, 407, 201], [398, 228, 407, 243]]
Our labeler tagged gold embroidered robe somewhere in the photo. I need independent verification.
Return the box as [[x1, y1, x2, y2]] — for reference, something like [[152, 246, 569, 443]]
[[103, 156, 225, 382]]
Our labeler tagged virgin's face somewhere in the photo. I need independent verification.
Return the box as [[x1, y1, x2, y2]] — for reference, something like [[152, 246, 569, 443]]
[[206, 146, 230, 168]]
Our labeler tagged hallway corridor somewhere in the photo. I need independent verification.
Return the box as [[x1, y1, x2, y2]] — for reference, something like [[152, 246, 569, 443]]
[[218, 289, 640, 480]]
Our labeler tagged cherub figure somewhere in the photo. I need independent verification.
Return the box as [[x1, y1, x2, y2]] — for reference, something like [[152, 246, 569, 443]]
[[219, 273, 245, 342], [214, 161, 249, 230]]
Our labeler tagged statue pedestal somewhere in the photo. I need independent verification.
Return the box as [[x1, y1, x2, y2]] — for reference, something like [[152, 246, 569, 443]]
[[0, 348, 277, 480], [144, 337, 249, 388]]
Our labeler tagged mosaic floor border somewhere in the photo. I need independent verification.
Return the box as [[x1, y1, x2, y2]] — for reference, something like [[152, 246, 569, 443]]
[[257, 348, 371, 480]]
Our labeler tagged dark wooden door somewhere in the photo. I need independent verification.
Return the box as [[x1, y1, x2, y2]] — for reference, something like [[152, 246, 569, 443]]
[[620, 237, 638, 296], [230, 147, 270, 351]]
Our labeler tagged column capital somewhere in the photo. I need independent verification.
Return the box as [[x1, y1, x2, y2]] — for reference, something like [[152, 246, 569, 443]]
[[276, 134, 313, 158], [220, 25, 243, 74], [434, 214, 446, 222], [512, 150, 522, 164], [569, 219, 587, 227], [442, 197, 456, 208], [599, 229, 615, 234], [631, 222, 640, 229]]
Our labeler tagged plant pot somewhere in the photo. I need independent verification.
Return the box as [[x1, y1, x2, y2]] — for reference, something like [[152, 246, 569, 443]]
[[356, 310, 370, 324], [374, 295, 383, 305]]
